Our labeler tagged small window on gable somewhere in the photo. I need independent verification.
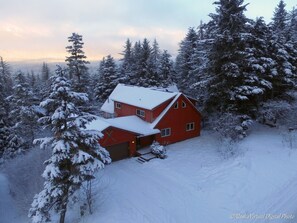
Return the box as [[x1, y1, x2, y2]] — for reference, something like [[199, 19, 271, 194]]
[[161, 128, 171, 137], [136, 109, 145, 118], [115, 102, 121, 109], [186, 122, 195, 131], [174, 102, 178, 109], [182, 101, 186, 108]]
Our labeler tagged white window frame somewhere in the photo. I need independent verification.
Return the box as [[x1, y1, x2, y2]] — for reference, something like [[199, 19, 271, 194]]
[[136, 109, 145, 118], [182, 101, 186, 108], [161, 128, 171, 137], [186, 122, 195, 131], [115, 102, 121, 109], [174, 102, 178, 109]]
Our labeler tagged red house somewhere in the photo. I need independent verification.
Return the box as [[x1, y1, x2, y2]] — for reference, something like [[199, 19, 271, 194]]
[[87, 84, 201, 161]]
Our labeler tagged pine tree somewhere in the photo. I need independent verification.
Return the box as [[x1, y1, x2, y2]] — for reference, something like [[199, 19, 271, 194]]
[[139, 38, 155, 87], [248, 17, 275, 102], [158, 50, 174, 87], [65, 33, 90, 93], [120, 39, 133, 82], [271, 0, 289, 38], [149, 39, 161, 78], [269, 1, 297, 97], [0, 68, 24, 161], [175, 27, 198, 92], [0, 56, 13, 96], [188, 36, 213, 106], [41, 62, 50, 82], [129, 41, 142, 85], [288, 7, 297, 43], [95, 55, 120, 101], [6, 71, 37, 147], [29, 66, 110, 223], [206, 0, 261, 115]]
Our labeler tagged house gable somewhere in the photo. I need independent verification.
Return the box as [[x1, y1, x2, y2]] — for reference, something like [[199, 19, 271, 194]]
[[154, 94, 201, 144]]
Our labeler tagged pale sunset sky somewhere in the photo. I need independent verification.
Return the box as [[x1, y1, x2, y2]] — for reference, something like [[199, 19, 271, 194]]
[[0, 0, 296, 62]]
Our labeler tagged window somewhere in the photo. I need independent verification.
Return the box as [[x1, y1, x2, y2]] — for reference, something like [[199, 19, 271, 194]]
[[186, 122, 195, 131], [174, 102, 178, 109], [161, 128, 171, 137], [182, 101, 186, 108], [115, 102, 121, 109], [136, 109, 145, 118]]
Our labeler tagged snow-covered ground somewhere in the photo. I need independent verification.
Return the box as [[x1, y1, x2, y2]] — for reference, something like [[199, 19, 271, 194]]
[[1, 125, 296, 223], [81, 125, 297, 223], [0, 174, 27, 223]]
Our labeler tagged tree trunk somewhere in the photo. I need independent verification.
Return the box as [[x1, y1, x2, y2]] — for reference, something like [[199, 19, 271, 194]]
[[59, 202, 67, 223], [59, 186, 69, 223]]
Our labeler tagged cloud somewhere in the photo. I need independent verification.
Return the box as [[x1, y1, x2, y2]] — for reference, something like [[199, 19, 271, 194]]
[[1, 0, 296, 62]]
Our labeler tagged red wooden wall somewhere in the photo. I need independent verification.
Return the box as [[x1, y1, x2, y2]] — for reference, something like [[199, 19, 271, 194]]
[[114, 98, 173, 123], [99, 127, 137, 156], [114, 103, 152, 122]]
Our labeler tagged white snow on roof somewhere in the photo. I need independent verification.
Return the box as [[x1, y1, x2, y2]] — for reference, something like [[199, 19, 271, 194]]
[[86, 115, 160, 136], [85, 118, 110, 132], [101, 98, 114, 114], [101, 84, 178, 113]]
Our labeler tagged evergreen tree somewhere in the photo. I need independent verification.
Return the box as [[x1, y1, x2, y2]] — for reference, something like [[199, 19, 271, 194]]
[[0, 56, 13, 95], [95, 55, 120, 101], [158, 50, 174, 87], [248, 17, 275, 102], [188, 37, 213, 106], [41, 62, 50, 82], [206, 0, 262, 115], [0, 69, 24, 161], [269, 1, 297, 96], [65, 33, 90, 93], [29, 66, 110, 223], [129, 41, 142, 85], [149, 39, 161, 78], [139, 38, 155, 87], [6, 71, 37, 147], [288, 7, 297, 43], [271, 0, 289, 38], [120, 39, 133, 82], [175, 27, 198, 92]]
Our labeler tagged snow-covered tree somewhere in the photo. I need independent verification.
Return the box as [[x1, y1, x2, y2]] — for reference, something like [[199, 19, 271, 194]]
[[205, 0, 264, 116], [149, 39, 161, 77], [0, 56, 13, 96], [95, 55, 120, 101], [175, 27, 198, 92], [41, 62, 50, 82], [288, 7, 297, 43], [29, 66, 110, 223], [120, 39, 133, 81], [65, 33, 90, 93], [0, 70, 24, 161], [271, 0, 289, 38], [268, 8, 297, 97], [138, 38, 158, 87], [6, 71, 37, 147], [158, 50, 174, 87]]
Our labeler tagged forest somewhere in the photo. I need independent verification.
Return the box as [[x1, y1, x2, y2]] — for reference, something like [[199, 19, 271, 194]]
[[0, 0, 297, 222]]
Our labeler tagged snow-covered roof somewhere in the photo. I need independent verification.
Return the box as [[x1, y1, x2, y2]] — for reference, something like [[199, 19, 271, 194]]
[[101, 84, 178, 113], [86, 115, 160, 136]]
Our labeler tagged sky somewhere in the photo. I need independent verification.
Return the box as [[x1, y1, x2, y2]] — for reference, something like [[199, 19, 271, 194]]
[[0, 0, 296, 62]]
